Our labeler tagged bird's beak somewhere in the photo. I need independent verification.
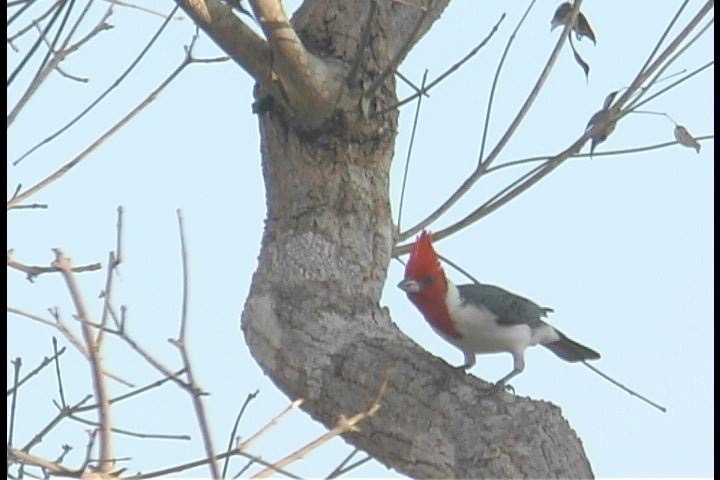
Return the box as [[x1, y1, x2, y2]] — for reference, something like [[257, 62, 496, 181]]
[[397, 279, 420, 293]]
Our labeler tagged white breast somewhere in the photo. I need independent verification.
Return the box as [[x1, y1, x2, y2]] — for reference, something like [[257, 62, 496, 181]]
[[444, 281, 533, 355]]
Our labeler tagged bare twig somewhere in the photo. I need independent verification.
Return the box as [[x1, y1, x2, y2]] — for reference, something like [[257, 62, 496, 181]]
[[6, 346, 66, 397], [484, 134, 714, 173], [477, 0, 538, 167], [52, 337, 68, 408], [67, 414, 192, 440], [610, 1, 713, 114], [103, 0, 185, 19], [7, 34, 210, 209], [222, 390, 260, 478], [7, 203, 48, 210], [172, 208, 220, 479], [398, 0, 581, 242], [396, 70, 428, 231], [374, 12, 506, 116], [8, 3, 110, 126], [22, 394, 93, 452], [13, 6, 179, 166], [327, 454, 372, 478], [8, 358, 22, 446], [254, 371, 390, 478], [627, 16, 714, 113], [237, 399, 304, 451], [582, 362, 667, 413], [75, 431, 96, 475], [75, 369, 187, 414], [7, 251, 101, 281], [636, 0, 690, 77], [7, 306, 134, 387], [626, 60, 714, 116], [7, 0, 65, 87], [52, 250, 114, 473], [326, 448, 359, 479], [7, 446, 78, 477], [98, 206, 124, 343], [54, 444, 73, 465]]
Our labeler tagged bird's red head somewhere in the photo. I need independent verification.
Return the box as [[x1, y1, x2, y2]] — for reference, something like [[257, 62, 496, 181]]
[[399, 232, 455, 336]]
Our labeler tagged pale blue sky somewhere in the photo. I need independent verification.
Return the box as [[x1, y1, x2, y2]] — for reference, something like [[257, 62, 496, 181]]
[[8, 1, 713, 478]]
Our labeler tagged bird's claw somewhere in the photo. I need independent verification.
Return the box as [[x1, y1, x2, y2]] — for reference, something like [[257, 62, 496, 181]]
[[479, 382, 515, 398]]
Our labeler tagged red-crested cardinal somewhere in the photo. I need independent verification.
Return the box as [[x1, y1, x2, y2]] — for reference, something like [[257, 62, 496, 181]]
[[397, 230, 600, 389]]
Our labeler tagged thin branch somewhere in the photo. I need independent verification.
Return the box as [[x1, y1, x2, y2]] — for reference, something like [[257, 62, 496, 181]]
[[7, 306, 134, 387], [79, 429, 98, 472], [175, 0, 271, 86], [6, 346, 66, 397], [74, 369, 187, 414], [8, 358, 22, 446], [222, 390, 260, 478], [103, 0, 185, 19], [327, 455, 372, 479], [477, 0, 538, 167], [7, 0, 88, 126], [636, 0, 690, 77], [610, 0, 713, 113], [13, 6, 178, 166], [582, 361, 666, 413], [326, 448, 358, 479], [237, 399, 304, 451], [124, 447, 302, 480], [7, 37, 204, 209], [22, 394, 94, 452], [7, 446, 79, 478], [485, 134, 714, 173], [6, 0, 65, 88], [7, 203, 48, 210], [375, 12, 506, 116], [52, 337, 68, 408], [626, 16, 714, 112], [7, 250, 102, 281], [398, 0, 581, 242], [52, 249, 114, 473], [626, 60, 714, 116], [253, 371, 390, 478], [66, 413, 192, 440], [172, 208, 220, 479], [396, 70, 428, 231]]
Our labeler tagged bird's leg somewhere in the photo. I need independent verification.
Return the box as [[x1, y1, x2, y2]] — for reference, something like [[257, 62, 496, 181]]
[[479, 352, 525, 397], [494, 352, 525, 392], [461, 351, 476, 370]]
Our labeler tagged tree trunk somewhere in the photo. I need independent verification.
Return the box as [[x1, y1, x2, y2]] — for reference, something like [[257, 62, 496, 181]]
[[236, 1, 595, 477]]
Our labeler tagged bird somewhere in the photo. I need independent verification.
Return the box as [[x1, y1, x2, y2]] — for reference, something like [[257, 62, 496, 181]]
[[397, 230, 600, 391]]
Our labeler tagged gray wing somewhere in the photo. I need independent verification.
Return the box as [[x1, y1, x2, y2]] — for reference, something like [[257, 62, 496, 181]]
[[457, 283, 553, 328]]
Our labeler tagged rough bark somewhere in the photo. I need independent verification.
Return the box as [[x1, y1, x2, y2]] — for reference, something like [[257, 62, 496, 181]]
[[210, 0, 596, 477]]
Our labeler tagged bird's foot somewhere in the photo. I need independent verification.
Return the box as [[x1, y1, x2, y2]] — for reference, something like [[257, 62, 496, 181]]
[[478, 382, 515, 398]]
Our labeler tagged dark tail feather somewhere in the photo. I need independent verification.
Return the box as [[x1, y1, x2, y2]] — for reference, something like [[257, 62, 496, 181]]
[[543, 330, 601, 362]]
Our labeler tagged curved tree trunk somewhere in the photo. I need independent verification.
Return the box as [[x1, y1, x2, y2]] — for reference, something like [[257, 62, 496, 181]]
[[177, 0, 595, 477]]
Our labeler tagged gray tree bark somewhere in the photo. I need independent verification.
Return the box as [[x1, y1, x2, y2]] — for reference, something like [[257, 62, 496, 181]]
[[180, 0, 595, 477]]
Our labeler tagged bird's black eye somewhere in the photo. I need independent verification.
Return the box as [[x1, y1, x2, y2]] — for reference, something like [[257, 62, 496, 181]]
[[420, 276, 434, 287]]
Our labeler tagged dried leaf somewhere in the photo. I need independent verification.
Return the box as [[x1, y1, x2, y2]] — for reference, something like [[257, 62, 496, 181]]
[[602, 90, 619, 110], [674, 125, 701, 153], [572, 47, 590, 80], [551, 4, 598, 45], [575, 12, 596, 44], [586, 108, 617, 157], [551, 2, 572, 31]]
